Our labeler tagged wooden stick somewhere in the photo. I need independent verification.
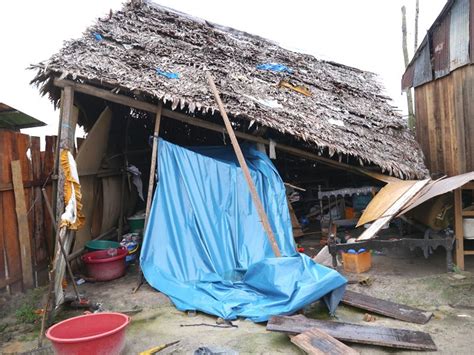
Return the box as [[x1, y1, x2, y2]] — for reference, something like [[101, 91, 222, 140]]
[[145, 102, 163, 228], [206, 72, 281, 257]]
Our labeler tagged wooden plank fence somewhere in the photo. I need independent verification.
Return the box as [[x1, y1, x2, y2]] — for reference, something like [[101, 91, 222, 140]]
[[0, 130, 56, 293]]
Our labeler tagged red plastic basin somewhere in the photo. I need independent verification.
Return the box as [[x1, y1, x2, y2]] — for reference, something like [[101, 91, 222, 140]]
[[46, 312, 131, 355], [81, 247, 127, 281]]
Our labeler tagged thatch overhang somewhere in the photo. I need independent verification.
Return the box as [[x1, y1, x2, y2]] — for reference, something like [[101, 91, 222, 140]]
[[31, 1, 428, 179]]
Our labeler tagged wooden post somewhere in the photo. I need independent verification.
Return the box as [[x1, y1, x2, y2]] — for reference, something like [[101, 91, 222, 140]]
[[144, 102, 163, 228], [53, 86, 77, 307], [11, 160, 34, 290], [454, 188, 464, 270], [206, 72, 281, 257], [133, 103, 163, 293]]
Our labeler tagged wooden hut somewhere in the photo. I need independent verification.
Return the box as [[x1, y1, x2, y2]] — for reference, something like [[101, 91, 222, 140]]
[[31, 2, 427, 301], [402, 0, 474, 269]]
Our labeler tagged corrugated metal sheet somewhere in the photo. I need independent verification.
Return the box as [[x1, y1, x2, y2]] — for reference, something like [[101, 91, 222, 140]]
[[413, 42, 433, 87], [432, 11, 451, 78], [0, 103, 46, 130], [401, 62, 414, 91], [449, 0, 470, 71]]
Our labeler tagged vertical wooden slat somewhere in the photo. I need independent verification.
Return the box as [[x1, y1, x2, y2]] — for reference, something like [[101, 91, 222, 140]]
[[31, 137, 48, 263], [11, 160, 34, 289], [454, 188, 464, 270], [1, 131, 22, 292]]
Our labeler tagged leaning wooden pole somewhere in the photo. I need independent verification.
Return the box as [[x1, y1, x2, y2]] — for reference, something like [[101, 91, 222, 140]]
[[206, 72, 281, 257]]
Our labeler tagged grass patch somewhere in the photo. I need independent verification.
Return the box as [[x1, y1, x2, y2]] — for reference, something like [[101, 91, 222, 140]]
[[15, 304, 40, 324]]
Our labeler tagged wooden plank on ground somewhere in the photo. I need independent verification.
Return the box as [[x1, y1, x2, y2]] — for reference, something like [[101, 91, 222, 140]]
[[267, 315, 437, 351], [11, 160, 34, 289], [291, 328, 359, 355], [342, 290, 432, 324]]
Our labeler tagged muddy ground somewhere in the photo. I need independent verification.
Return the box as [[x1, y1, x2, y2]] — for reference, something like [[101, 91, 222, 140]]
[[1, 247, 473, 354]]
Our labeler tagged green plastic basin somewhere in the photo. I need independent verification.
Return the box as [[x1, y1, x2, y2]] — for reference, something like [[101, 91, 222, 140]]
[[85, 240, 121, 251]]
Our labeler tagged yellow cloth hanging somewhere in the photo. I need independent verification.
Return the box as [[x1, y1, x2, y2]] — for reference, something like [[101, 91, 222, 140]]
[[60, 149, 85, 230]]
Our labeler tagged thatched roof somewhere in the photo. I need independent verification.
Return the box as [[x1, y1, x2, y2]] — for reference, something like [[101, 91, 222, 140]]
[[31, 1, 428, 179]]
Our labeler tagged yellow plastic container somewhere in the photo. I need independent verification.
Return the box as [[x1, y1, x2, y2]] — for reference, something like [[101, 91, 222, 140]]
[[342, 251, 372, 273]]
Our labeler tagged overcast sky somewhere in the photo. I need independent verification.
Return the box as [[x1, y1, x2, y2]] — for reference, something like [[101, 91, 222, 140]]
[[0, 0, 447, 138]]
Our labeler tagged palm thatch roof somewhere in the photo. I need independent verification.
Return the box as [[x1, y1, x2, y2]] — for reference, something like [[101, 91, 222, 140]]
[[31, 1, 428, 179]]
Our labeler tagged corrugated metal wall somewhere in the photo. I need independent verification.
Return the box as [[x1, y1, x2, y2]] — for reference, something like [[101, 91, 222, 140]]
[[449, 0, 470, 71], [432, 11, 451, 79], [402, 0, 474, 90]]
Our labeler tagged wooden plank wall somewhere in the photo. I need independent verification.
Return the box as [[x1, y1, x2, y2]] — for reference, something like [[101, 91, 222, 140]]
[[415, 64, 474, 176], [0, 130, 55, 293]]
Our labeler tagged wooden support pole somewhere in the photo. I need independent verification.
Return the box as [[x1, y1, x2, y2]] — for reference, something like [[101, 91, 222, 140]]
[[454, 188, 464, 270], [144, 102, 163, 228], [133, 103, 163, 293], [53, 85, 77, 307], [206, 72, 281, 257], [11, 160, 34, 290]]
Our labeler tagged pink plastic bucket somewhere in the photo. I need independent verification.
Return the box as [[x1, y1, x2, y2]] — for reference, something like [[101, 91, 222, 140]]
[[81, 247, 127, 281], [46, 312, 131, 355]]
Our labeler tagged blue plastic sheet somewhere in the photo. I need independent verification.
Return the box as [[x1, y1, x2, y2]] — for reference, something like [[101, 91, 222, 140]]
[[256, 63, 293, 73], [141, 139, 346, 322], [155, 68, 179, 79]]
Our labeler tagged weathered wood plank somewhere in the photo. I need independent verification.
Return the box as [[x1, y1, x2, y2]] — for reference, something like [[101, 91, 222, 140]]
[[1, 131, 22, 292], [31, 136, 48, 265], [342, 290, 432, 324], [291, 328, 359, 355], [11, 160, 34, 289], [0, 191, 5, 288], [267, 315, 437, 351]]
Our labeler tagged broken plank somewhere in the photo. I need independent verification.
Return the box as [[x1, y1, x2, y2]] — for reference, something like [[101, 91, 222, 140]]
[[291, 328, 359, 355], [342, 290, 432, 324], [267, 315, 437, 351], [11, 160, 34, 289]]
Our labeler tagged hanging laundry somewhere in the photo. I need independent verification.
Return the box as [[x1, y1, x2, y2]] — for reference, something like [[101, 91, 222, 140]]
[[127, 164, 144, 201]]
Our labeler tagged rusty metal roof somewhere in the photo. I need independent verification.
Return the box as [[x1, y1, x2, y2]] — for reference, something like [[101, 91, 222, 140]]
[[0, 103, 46, 130], [402, 0, 474, 90]]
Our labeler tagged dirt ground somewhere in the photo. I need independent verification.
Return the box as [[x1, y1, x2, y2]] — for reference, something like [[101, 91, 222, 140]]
[[1, 246, 474, 354]]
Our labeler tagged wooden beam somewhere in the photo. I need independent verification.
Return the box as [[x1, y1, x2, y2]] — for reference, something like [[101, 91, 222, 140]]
[[54, 78, 158, 114], [52, 78, 395, 183], [11, 160, 34, 289], [454, 188, 464, 270], [206, 72, 281, 257]]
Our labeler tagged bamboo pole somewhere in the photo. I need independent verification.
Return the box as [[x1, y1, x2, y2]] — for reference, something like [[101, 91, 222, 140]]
[[206, 72, 281, 257]]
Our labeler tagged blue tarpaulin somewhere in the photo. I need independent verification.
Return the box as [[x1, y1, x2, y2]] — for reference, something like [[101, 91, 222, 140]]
[[140, 139, 346, 322]]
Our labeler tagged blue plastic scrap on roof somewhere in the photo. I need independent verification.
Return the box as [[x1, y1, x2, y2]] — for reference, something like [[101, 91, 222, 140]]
[[140, 139, 346, 322], [92, 32, 103, 41], [156, 69, 179, 79], [256, 63, 293, 73]]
